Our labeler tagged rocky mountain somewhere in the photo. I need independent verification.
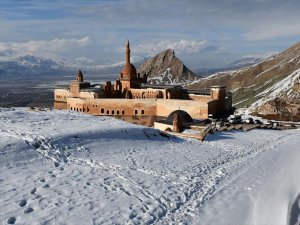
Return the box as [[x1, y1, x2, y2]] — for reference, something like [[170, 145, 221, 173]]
[[137, 49, 198, 85], [189, 41, 300, 121]]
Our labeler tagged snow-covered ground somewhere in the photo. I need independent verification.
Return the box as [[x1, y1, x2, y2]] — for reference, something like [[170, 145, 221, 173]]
[[0, 108, 300, 225]]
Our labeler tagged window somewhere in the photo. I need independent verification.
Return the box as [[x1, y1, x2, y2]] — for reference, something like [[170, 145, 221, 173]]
[[101, 108, 104, 114], [71, 107, 73, 110], [87, 107, 90, 112], [112, 110, 115, 115], [107, 110, 110, 114], [122, 110, 125, 115], [135, 109, 138, 115], [117, 110, 120, 115], [83, 107, 85, 112], [141, 109, 144, 115]]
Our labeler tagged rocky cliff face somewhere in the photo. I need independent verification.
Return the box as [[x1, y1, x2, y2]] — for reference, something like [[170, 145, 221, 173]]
[[137, 49, 197, 85], [188, 41, 300, 121], [250, 69, 300, 121]]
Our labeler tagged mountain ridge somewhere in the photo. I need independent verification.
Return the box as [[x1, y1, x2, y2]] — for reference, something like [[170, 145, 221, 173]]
[[137, 49, 198, 85], [189, 40, 300, 121], [195, 52, 277, 77], [0, 53, 148, 77]]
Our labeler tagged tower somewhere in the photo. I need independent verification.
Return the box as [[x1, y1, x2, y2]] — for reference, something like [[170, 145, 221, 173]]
[[69, 70, 90, 94], [211, 85, 226, 118], [119, 40, 138, 91], [125, 40, 130, 64], [76, 70, 83, 82]]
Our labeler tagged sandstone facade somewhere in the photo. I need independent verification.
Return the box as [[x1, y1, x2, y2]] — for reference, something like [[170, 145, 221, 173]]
[[54, 41, 232, 126]]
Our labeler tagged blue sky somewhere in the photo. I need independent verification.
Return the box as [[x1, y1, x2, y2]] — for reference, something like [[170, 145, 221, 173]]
[[1, 0, 300, 68]]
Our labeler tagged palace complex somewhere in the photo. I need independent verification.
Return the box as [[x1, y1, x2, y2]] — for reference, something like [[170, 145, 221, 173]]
[[54, 41, 232, 127]]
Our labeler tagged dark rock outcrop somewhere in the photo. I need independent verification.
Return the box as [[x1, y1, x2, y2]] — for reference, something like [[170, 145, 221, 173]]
[[137, 49, 198, 84]]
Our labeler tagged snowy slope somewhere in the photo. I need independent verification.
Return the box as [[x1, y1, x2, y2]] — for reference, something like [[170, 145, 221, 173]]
[[250, 68, 300, 110], [189, 40, 300, 113], [0, 108, 300, 225]]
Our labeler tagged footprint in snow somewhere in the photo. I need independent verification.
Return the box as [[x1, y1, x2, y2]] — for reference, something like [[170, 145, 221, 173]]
[[19, 199, 27, 207], [39, 178, 45, 183], [7, 217, 16, 224], [23, 207, 34, 214], [30, 187, 36, 195]]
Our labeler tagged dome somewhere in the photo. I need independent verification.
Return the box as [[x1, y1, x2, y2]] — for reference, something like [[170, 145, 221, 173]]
[[166, 110, 193, 123], [121, 63, 137, 80]]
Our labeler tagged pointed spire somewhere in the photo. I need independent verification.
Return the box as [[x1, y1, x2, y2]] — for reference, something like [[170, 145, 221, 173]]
[[76, 69, 83, 82], [125, 40, 130, 64], [77, 69, 83, 76]]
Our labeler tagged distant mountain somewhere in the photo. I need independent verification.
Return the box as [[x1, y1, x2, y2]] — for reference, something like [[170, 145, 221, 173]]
[[79, 55, 149, 75], [189, 41, 300, 121], [137, 49, 198, 85], [195, 53, 277, 76], [0, 48, 197, 85], [0, 53, 148, 77], [0, 55, 68, 76]]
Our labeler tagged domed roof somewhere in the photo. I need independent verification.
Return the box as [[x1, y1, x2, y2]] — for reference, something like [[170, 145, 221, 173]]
[[166, 110, 193, 123], [121, 63, 137, 80]]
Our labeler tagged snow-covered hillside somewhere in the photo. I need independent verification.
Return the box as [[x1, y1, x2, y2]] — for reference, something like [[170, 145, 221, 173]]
[[189, 40, 300, 119], [0, 108, 300, 225], [250, 68, 300, 109]]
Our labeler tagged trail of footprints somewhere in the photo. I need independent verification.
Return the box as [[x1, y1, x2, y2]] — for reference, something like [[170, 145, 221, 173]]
[[5, 165, 62, 225]]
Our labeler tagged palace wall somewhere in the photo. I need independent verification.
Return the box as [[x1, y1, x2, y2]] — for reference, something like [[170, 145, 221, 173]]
[[66, 97, 217, 120], [67, 98, 157, 117], [156, 99, 210, 119], [54, 89, 98, 109], [130, 88, 165, 99], [186, 94, 212, 101]]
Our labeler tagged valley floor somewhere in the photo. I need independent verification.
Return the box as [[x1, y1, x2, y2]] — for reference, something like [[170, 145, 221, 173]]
[[0, 108, 300, 225]]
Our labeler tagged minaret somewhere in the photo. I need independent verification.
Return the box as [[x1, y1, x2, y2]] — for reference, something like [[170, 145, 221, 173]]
[[120, 40, 137, 91], [76, 70, 83, 82], [125, 40, 130, 64]]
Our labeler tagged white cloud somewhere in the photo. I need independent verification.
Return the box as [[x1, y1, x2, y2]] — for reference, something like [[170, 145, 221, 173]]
[[131, 40, 209, 55], [0, 37, 90, 59]]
